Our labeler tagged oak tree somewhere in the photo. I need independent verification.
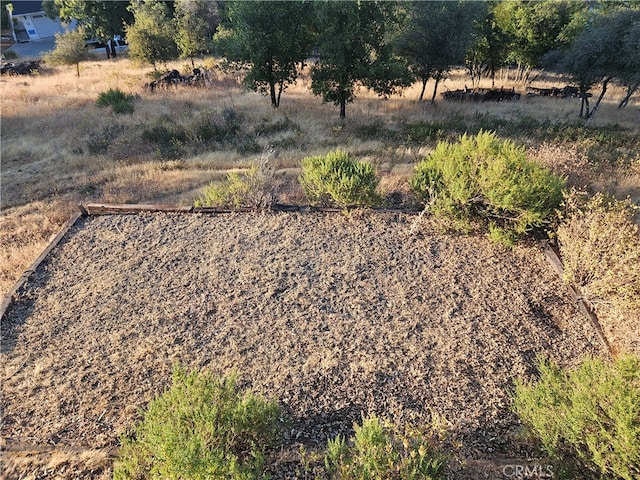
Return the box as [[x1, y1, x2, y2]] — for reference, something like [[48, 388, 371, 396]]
[[214, 0, 315, 108], [393, 1, 485, 102], [311, 1, 411, 119], [125, 0, 178, 69]]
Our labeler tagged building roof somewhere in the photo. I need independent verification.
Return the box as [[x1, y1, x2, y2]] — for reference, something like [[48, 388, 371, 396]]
[[9, 1, 44, 16]]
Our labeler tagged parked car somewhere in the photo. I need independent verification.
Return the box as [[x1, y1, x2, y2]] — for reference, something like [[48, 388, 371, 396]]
[[85, 36, 128, 57]]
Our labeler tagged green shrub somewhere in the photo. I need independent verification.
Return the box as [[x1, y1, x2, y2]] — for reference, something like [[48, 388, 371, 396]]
[[513, 355, 640, 480], [2, 49, 18, 60], [96, 88, 135, 114], [401, 120, 459, 144], [557, 191, 640, 313], [141, 123, 188, 159], [194, 159, 275, 209], [113, 366, 282, 480], [299, 150, 380, 208], [410, 130, 565, 245], [323, 415, 446, 479], [87, 124, 126, 155]]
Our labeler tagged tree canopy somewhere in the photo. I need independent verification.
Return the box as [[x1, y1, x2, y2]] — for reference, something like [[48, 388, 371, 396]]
[[548, 6, 640, 120], [494, 0, 586, 82], [214, 0, 315, 108], [394, 1, 485, 102], [311, 1, 411, 119], [44, 26, 91, 76], [43, 0, 132, 41], [174, 0, 220, 64], [125, 0, 178, 68]]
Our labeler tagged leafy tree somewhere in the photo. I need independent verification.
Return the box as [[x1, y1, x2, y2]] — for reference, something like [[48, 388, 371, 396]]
[[44, 26, 91, 76], [465, 2, 509, 88], [43, 0, 133, 58], [311, 1, 411, 119], [393, 1, 485, 102], [214, 1, 315, 108], [548, 7, 640, 121], [493, 0, 587, 83], [125, 0, 178, 69], [174, 0, 220, 66]]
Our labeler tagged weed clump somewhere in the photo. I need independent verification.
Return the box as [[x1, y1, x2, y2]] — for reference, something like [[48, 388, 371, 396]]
[[141, 108, 260, 159], [557, 191, 640, 353], [194, 156, 276, 209], [141, 122, 188, 159], [113, 366, 282, 480], [96, 88, 135, 114], [513, 356, 640, 480], [410, 130, 565, 245], [321, 415, 446, 479], [299, 150, 380, 208]]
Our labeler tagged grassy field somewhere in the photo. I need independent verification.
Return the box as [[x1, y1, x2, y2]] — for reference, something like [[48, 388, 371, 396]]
[[1, 56, 639, 298]]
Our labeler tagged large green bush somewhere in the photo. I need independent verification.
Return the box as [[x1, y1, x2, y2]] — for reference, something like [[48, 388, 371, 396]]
[[113, 366, 282, 480], [299, 150, 380, 208], [410, 131, 565, 245], [322, 415, 446, 479], [513, 356, 640, 480]]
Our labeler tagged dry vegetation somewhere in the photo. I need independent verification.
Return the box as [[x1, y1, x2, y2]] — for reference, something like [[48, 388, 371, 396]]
[[1, 56, 639, 478], [2, 57, 639, 298], [1, 212, 606, 478]]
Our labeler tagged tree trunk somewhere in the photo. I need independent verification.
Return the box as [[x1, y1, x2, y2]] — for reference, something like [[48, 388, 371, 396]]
[[579, 85, 589, 118], [269, 81, 278, 108], [267, 62, 278, 108], [586, 78, 608, 123], [619, 83, 638, 108], [340, 99, 346, 119], [430, 75, 441, 104], [76, 62, 80, 77], [276, 82, 283, 108], [419, 77, 427, 101]]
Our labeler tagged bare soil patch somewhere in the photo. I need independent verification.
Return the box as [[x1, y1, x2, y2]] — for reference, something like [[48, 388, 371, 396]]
[[1, 211, 605, 477]]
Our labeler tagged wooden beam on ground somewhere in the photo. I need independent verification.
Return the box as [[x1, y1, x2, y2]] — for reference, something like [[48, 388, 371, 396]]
[[85, 203, 193, 215], [541, 240, 614, 357], [84, 203, 423, 215], [0, 210, 84, 321]]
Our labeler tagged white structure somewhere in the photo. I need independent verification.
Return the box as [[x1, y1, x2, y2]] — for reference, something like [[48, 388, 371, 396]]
[[7, 1, 66, 42]]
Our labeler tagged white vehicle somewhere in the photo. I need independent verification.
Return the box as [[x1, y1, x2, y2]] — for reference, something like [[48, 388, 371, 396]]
[[85, 36, 128, 57]]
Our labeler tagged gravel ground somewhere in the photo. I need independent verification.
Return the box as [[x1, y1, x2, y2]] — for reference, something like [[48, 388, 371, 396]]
[[1, 211, 605, 478]]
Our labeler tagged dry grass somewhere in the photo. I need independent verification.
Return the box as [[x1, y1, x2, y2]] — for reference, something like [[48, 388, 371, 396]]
[[1, 56, 639, 479], [1, 57, 639, 298]]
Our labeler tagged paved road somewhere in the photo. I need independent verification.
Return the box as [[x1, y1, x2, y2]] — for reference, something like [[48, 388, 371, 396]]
[[3, 37, 56, 60]]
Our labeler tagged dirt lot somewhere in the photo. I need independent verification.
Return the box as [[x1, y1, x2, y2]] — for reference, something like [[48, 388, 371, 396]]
[[1, 211, 605, 478]]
